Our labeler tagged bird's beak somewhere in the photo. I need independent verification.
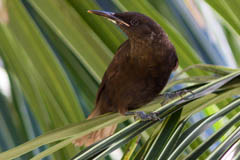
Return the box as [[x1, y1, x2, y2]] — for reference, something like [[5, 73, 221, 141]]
[[88, 10, 130, 27]]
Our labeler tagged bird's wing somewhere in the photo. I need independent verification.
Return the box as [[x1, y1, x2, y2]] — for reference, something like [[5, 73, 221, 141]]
[[170, 50, 178, 71], [96, 40, 130, 105]]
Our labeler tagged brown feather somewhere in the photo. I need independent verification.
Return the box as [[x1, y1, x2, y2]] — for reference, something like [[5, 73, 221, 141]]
[[73, 11, 178, 147], [73, 108, 117, 147]]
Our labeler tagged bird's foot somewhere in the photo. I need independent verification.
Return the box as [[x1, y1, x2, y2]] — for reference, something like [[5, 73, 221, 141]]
[[125, 111, 163, 121], [160, 89, 194, 105]]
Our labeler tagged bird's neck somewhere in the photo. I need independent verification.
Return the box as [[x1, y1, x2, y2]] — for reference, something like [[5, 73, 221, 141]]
[[127, 32, 173, 65], [128, 32, 162, 58], [126, 38, 153, 65]]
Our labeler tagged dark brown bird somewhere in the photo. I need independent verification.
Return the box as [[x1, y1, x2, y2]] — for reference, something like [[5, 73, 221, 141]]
[[74, 10, 178, 147]]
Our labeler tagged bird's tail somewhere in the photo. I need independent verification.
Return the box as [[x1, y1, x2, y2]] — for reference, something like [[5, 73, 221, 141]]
[[73, 108, 117, 147]]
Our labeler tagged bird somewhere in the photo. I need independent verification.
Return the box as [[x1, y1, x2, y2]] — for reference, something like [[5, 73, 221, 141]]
[[73, 10, 178, 147]]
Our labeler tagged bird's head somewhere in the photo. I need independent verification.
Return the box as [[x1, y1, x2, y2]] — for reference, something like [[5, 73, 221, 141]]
[[88, 10, 163, 40]]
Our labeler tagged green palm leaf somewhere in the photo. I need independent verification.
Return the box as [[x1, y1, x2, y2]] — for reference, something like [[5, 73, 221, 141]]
[[0, 0, 239, 160]]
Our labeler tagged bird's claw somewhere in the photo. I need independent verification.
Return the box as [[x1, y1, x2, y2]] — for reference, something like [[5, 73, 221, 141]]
[[160, 89, 194, 105], [125, 111, 163, 121]]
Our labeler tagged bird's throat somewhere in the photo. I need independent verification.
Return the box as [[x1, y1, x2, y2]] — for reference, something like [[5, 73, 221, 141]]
[[129, 37, 153, 60]]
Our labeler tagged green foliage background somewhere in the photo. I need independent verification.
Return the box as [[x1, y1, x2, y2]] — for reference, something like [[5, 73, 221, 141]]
[[0, 0, 239, 160]]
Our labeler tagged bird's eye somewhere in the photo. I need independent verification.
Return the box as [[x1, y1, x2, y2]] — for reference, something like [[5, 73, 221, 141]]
[[130, 19, 139, 26]]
